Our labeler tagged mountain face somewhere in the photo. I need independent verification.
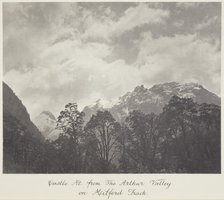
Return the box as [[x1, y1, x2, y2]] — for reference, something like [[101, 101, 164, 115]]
[[33, 111, 61, 141], [3, 82, 43, 140], [83, 82, 221, 122], [33, 111, 56, 138], [82, 99, 104, 124]]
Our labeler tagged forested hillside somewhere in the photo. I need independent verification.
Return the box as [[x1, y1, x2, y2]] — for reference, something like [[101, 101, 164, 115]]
[[3, 94, 220, 173]]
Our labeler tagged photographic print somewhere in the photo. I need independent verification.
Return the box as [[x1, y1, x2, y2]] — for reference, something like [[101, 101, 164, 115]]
[[2, 2, 221, 175]]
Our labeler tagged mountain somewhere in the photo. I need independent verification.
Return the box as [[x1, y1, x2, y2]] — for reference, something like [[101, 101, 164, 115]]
[[83, 82, 221, 122], [33, 111, 56, 138], [82, 99, 105, 124], [45, 129, 61, 141], [33, 111, 61, 141], [3, 82, 43, 140]]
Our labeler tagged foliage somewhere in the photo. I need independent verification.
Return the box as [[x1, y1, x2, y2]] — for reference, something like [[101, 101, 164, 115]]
[[3, 97, 221, 173], [55, 103, 85, 172], [158, 96, 221, 173], [124, 111, 159, 172], [84, 110, 121, 173]]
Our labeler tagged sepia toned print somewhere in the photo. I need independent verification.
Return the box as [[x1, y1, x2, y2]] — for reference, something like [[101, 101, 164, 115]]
[[3, 2, 221, 173]]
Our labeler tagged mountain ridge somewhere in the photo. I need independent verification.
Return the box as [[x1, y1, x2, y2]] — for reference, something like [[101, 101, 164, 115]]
[[30, 81, 221, 140], [84, 82, 221, 122], [3, 82, 43, 140]]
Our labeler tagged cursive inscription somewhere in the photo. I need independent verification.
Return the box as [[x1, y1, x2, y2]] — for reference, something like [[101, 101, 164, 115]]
[[48, 180, 68, 186], [150, 179, 171, 189], [93, 188, 123, 199], [119, 180, 144, 186], [128, 189, 146, 196]]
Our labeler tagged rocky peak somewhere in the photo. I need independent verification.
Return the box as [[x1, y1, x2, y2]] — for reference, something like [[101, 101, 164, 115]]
[[110, 82, 220, 122], [133, 84, 147, 93]]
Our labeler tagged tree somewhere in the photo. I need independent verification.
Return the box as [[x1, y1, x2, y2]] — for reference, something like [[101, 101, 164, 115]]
[[125, 110, 159, 172], [158, 95, 221, 173], [56, 103, 85, 173], [158, 95, 198, 172], [196, 103, 221, 173], [117, 124, 130, 173], [84, 110, 121, 173], [3, 112, 45, 173], [82, 131, 102, 173]]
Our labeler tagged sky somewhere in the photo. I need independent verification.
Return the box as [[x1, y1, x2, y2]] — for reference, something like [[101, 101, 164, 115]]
[[3, 2, 221, 119]]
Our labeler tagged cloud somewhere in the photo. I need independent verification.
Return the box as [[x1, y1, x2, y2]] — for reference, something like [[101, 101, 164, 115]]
[[3, 3, 76, 73], [173, 20, 184, 27], [4, 40, 141, 119], [5, 32, 220, 119], [175, 2, 200, 9], [112, 4, 169, 36], [194, 16, 218, 31], [135, 33, 220, 95], [3, 3, 170, 73], [83, 3, 169, 40], [3, 2, 221, 120]]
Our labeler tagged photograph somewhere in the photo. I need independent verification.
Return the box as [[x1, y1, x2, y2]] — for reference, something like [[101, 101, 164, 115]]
[[2, 2, 221, 174]]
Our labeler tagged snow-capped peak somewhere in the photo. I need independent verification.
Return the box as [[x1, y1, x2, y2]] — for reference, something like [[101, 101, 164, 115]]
[[109, 82, 220, 122]]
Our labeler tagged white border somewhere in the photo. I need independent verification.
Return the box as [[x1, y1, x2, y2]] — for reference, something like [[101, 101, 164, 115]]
[[0, 1, 223, 200]]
